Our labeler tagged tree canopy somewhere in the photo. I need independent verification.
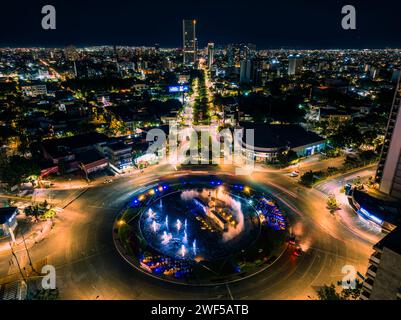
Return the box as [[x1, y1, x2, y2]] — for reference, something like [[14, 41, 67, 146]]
[[0, 155, 40, 187]]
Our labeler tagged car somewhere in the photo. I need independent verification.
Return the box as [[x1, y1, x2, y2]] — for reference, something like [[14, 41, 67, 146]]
[[288, 234, 296, 245], [103, 179, 113, 184], [290, 171, 299, 177], [293, 247, 303, 257]]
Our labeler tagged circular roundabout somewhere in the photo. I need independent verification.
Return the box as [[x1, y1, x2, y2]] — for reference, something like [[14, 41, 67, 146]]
[[113, 174, 290, 285]]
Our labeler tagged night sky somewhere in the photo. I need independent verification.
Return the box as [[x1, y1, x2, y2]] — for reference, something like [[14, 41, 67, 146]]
[[1, 0, 400, 48]]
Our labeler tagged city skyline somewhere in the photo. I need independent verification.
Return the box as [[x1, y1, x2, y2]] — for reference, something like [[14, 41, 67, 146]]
[[1, 0, 401, 304]]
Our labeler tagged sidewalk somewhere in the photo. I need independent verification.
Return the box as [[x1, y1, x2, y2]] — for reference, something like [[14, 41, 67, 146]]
[[0, 218, 53, 257]]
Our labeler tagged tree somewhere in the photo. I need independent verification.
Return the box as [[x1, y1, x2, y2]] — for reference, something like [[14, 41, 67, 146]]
[[316, 284, 342, 300], [316, 280, 363, 300], [108, 116, 125, 136], [327, 166, 339, 175], [276, 150, 298, 166], [299, 170, 322, 187], [0, 156, 40, 188], [338, 279, 363, 300], [28, 288, 59, 300], [359, 150, 378, 164], [24, 205, 40, 221], [330, 124, 363, 149], [327, 193, 339, 213]]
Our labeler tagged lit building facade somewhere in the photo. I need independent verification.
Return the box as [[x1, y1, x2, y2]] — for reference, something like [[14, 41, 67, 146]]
[[360, 227, 401, 300], [207, 42, 214, 69], [288, 54, 303, 76], [240, 123, 326, 163], [376, 75, 401, 199], [183, 19, 197, 66], [240, 59, 252, 84]]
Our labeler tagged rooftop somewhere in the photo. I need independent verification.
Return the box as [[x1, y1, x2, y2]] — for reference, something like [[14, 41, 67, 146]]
[[375, 227, 401, 256], [353, 189, 401, 226], [42, 133, 109, 158], [106, 142, 132, 152], [76, 149, 107, 165], [240, 122, 325, 150]]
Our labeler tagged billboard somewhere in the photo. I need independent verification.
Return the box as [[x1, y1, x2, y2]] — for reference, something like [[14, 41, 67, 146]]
[[168, 85, 189, 93]]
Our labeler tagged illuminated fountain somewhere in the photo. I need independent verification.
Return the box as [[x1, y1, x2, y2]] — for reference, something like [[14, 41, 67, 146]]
[[161, 231, 172, 245], [147, 208, 156, 220], [192, 240, 197, 255], [138, 180, 269, 264], [183, 230, 188, 244], [165, 215, 169, 229], [131, 176, 289, 283], [151, 220, 159, 233], [176, 219, 182, 232], [179, 244, 187, 258]]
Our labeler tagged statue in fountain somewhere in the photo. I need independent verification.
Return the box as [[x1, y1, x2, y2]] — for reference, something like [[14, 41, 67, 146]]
[[192, 240, 197, 256], [179, 244, 187, 258], [176, 219, 182, 232], [165, 215, 169, 229], [161, 231, 172, 245], [147, 208, 156, 220], [151, 220, 159, 233]]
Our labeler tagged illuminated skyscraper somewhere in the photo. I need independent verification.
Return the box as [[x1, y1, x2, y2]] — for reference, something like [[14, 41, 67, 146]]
[[240, 59, 262, 85], [376, 74, 401, 199], [183, 19, 197, 65], [227, 43, 255, 68], [207, 42, 215, 69], [240, 59, 252, 84], [360, 227, 401, 300], [288, 54, 303, 76]]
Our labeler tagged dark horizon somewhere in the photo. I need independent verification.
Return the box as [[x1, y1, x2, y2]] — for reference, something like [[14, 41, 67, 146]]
[[1, 0, 401, 49]]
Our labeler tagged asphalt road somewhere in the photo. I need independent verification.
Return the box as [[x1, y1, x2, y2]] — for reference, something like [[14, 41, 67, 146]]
[[0, 163, 383, 299]]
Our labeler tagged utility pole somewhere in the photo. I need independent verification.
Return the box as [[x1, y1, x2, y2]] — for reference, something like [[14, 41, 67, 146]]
[[22, 233, 36, 273], [9, 242, 27, 285]]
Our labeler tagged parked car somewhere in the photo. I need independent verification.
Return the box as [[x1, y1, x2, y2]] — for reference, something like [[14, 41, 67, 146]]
[[293, 246, 303, 257], [288, 234, 296, 245]]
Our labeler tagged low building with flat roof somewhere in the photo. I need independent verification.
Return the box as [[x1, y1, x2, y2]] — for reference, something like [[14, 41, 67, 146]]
[[42, 133, 109, 164], [348, 189, 401, 233], [75, 149, 109, 174], [240, 123, 326, 163], [104, 142, 133, 172]]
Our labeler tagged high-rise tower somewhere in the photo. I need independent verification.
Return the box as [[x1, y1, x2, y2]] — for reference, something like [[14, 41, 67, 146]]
[[207, 42, 215, 69], [376, 73, 401, 199], [183, 19, 197, 66], [288, 54, 303, 76]]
